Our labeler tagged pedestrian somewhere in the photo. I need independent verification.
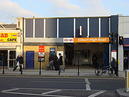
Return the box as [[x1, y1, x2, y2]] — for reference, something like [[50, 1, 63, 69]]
[[13, 54, 24, 72], [111, 57, 118, 76], [92, 54, 98, 69], [57, 53, 64, 72], [48, 54, 54, 70], [124, 55, 128, 69], [53, 54, 58, 70]]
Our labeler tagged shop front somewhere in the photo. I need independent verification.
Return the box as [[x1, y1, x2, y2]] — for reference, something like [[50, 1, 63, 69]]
[[0, 49, 16, 68], [0, 31, 22, 69]]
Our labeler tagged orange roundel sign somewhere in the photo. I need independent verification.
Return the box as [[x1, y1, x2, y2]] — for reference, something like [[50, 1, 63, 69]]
[[39, 46, 45, 52]]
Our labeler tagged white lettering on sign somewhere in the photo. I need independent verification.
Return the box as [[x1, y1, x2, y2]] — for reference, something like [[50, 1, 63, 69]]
[[63, 38, 73, 43]]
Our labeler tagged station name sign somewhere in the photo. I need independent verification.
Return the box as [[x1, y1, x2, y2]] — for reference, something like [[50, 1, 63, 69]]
[[74, 37, 110, 43], [63, 37, 110, 43], [0, 33, 18, 42]]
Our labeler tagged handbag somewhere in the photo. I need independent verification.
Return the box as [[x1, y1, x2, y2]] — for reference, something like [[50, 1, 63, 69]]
[[16, 61, 20, 67]]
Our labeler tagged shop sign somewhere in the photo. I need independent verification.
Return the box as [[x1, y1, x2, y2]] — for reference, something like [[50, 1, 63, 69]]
[[0, 33, 18, 42], [63, 38, 74, 43], [74, 37, 110, 43], [111, 50, 116, 60], [39, 45, 45, 52], [57, 51, 63, 58], [38, 46, 45, 62]]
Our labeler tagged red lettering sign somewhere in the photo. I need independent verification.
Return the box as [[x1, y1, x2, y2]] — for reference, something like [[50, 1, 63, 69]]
[[0, 33, 8, 38]]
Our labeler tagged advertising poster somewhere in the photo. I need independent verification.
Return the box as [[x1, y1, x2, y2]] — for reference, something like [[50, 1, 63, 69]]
[[57, 51, 63, 58], [111, 51, 116, 60]]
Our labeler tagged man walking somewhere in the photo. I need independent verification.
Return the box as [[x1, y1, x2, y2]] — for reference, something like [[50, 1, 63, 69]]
[[58, 53, 64, 72], [111, 57, 118, 76], [13, 55, 23, 74]]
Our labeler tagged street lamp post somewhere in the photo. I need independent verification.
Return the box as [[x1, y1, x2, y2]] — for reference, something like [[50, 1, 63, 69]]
[[2, 61, 4, 74], [77, 52, 80, 76], [76, 26, 83, 76], [39, 60, 42, 76]]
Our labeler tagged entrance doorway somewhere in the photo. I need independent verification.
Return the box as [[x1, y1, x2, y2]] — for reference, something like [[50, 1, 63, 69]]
[[0, 50, 8, 67], [26, 51, 34, 69], [64, 43, 109, 68], [64, 44, 74, 66], [9, 51, 16, 68]]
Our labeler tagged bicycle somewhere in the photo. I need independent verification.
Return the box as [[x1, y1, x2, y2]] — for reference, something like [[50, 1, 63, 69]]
[[95, 64, 102, 76], [101, 65, 112, 76], [95, 65, 113, 76]]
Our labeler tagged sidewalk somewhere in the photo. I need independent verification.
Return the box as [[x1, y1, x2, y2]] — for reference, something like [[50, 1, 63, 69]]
[[116, 89, 129, 97], [0, 68, 125, 78]]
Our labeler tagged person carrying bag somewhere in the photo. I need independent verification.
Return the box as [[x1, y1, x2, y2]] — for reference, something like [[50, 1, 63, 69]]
[[13, 55, 23, 73]]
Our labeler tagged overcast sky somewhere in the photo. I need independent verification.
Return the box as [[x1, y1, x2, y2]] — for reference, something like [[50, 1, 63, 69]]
[[0, 0, 129, 23]]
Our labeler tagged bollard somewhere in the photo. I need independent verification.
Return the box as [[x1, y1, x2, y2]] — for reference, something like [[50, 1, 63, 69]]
[[78, 65, 79, 76], [20, 65, 23, 75], [58, 67, 61, 76], [125, 70, 129, 92], [2, 61, 4, 74], [39, 61, 42, 76]]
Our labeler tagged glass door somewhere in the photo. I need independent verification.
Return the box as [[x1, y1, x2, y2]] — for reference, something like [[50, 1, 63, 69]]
[[9, 51, 16, 68]]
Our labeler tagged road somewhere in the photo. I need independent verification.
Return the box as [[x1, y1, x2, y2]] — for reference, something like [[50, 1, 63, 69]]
[[0, 76, 124, 97]]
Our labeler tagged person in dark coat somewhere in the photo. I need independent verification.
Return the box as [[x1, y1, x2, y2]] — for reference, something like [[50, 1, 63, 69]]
[[58, 53, 64, 72], [58, 53, 63, 66], [13, 55, 23, 72], [53, 54, 58, 70], [48, 54, 54, 70], [124, 56, 128, 69], [92, 54, 98, 69], [111, 57, 118, 76]]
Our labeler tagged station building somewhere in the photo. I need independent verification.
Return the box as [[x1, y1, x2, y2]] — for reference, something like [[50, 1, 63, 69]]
[[0, 24, 23, 68], [1, 15, 128, 71]]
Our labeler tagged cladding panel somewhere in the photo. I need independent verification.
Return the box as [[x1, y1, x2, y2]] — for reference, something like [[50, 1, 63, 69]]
[[101, 18, 109, 37], [59, 18, 74, 38], [76, 18, 87, 37], [46, 19, 57, 38], [25, 19, 33, 37], [35, 19, 44, 37], [89, 18, 99, 37], [119, 16, 129, 35]]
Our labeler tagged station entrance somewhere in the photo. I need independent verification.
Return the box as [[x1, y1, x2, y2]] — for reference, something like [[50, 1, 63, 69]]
[[64, 43, 109, 68], [0, 50, 16, 68]]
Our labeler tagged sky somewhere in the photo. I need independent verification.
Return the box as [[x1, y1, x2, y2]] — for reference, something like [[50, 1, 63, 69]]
[[0, 0, 129, 23]]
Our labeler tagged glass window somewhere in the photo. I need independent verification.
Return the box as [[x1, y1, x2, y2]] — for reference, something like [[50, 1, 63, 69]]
[[59, 18, 74, 38]]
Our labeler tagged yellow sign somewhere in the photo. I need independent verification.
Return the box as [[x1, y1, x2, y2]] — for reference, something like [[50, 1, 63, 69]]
[[0, 33, 18, 42], [74, 37, 110, 43]]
